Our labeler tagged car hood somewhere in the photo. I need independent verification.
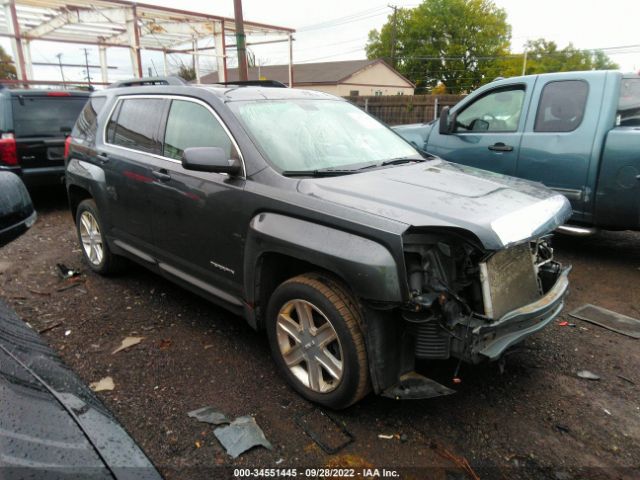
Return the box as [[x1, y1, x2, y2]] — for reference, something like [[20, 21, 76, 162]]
[[297, 159, 572, 250]]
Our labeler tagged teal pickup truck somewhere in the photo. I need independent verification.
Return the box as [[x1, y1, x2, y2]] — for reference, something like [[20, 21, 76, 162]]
[[394, 71, 640, 234]]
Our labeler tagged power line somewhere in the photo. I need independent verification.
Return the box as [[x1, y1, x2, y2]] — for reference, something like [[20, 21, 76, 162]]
[[297, 7, 390, 32]]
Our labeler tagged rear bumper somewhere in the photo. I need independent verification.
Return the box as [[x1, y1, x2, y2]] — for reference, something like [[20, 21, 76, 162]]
[[0, 210, 36, 246], [469, 266, 570, 361], [21, 166, 66, 187]]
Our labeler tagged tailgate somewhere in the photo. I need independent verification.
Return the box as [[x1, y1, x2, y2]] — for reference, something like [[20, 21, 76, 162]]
[[16, 137, 66, 170]]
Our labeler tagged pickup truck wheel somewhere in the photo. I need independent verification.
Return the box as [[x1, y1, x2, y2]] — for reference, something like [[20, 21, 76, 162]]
[[76, 199, 123, 275], [266, 273, 370, 409]]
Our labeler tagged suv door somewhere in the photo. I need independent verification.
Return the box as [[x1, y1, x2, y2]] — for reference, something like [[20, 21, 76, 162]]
[[517, 78, 595, 220], [100, 97, 167, 251], [428, 85, 529, 176], [149, 97, 246, 304]]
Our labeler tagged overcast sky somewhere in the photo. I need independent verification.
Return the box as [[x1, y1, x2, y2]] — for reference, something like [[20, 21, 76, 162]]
[[3, 0, 638, 83]]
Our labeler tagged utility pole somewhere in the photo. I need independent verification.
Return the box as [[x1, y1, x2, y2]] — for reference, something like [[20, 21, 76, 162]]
[[522, 46, 528, 76], [233, 0, 248, 81], [82, 48, 92, 88], [389, 4, 398, 69], [55, 53, 66, 89]]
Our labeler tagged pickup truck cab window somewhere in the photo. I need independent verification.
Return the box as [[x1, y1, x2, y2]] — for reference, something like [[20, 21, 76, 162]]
[[163, 99, 237, 161], [618, 78, 640, 126], [107, 98, 165, 155], [455, 87, 525, 133], [534, 80, 588, 132]]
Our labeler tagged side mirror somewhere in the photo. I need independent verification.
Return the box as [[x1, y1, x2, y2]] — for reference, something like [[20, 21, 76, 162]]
[[182, 147, 242, 176], [439, 107, 452, 135]]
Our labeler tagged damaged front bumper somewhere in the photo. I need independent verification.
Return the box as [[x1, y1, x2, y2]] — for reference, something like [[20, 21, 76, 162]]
[[467, 265, 571, 362]]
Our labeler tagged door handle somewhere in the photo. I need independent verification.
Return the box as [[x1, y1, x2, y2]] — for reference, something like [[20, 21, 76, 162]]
[[96, 152, 109, 164], [488, 142, 513, 152], [152, 169, 171, 182]]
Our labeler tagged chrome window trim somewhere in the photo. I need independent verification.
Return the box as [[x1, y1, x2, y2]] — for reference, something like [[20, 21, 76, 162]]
[[102, 94, 246, 178]]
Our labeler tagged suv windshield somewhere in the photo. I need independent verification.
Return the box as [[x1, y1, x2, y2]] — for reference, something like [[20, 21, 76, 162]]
[[618, 78, 640, 126], [12, 96, 87, 137], [228, 99, 419, 172]]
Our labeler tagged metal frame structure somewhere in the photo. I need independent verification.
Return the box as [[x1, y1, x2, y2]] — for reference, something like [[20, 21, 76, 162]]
[[0, 0, 295, 86]]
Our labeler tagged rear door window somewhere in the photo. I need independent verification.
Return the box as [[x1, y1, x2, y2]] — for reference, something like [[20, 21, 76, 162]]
[[162, 99, 237, 161], [107, 98, 165, 154], [11, 96, 87, 138], [534, 80, 588, 132], [618, 78, 640, 126], [72, 96, 106, 142]]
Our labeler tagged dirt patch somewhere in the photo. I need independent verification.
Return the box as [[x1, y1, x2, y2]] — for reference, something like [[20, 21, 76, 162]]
[[1, 186, 639, 479]]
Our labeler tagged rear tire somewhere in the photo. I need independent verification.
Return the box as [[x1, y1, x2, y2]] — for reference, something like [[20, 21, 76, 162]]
[[266, 273, 370, 409], [76, 199, 124, 275]]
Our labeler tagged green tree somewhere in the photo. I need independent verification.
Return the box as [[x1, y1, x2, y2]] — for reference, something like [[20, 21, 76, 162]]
[[0, 46, 17, 80], [177, 64, 196, 81], [495, 39, 618, 77], [366, 0, 511, 93]]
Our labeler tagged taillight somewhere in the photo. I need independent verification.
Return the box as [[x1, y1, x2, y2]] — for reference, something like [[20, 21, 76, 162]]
[[47, 91, 71, 97], [0, 133, 17, 166], [64, 135, 72, 160]]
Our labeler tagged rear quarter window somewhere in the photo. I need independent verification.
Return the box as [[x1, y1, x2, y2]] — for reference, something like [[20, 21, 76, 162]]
[[72, 96, 106, 143], [11, 96, 88, 138], [534, 80, 588, 133], [618, 78, 640, 126]]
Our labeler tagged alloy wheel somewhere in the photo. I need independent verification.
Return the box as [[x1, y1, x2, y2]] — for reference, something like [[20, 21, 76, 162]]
[[79, 211, 104, 266]]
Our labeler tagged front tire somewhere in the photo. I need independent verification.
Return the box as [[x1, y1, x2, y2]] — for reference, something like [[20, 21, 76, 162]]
[[266, 273, 370, 409], [76, 199, 123, 275]]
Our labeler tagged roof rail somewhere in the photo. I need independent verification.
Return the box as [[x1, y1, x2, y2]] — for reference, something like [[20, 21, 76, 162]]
[[214, 80, 287, 88], [108, 76, 187, 89]]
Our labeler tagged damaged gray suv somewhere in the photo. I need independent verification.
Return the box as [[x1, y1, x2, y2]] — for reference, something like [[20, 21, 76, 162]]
[[65, 78, 571, 409]]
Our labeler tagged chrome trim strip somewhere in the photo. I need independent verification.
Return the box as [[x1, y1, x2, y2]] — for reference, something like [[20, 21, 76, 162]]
[[102, 94, 246, 178], [158, 262, 243, 306], [556, 225, 598, 236], [551, 187, 582, 201]]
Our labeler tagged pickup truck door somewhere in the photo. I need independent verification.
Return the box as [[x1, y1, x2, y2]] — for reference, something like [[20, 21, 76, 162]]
[[425, 80, 535, 176], [517, 77, 601, 220], [147, 97, 247, 306]]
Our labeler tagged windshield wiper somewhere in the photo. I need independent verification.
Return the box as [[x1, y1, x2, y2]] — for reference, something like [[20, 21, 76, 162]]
[[282, 162, 379, 177], [380, 157, 426, 166]]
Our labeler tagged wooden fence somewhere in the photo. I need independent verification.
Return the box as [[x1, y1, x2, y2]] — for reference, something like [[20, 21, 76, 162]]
[[344, 94, 464, 126]]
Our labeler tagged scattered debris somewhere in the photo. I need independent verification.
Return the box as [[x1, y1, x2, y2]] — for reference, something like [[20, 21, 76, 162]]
[[432, 444, 480, 480], [378, 434, 394, 440], [603, 408, 612, 416], [558, 321, 576, 327], [295, 408, 353, 454], [56, 263, 80, 279], [204, 344, 214, 350], [555, 424, 570, 434], [577, 370, 601, 381], [194, 440, 202, 449], [112, 336, 144, 354], [158, 339, 172, 350], [617, 374, 635, 385], [56, 280, 85, 292], [275, 458, 283, 465], [64, 329, 71, 336], [214, 416, 272, 458], [38, 322, 62, 334], [28, 288, 50, 296], [187, 407, 230, 425], [570, 304, 640, 339], [90, 376, 115, 392]]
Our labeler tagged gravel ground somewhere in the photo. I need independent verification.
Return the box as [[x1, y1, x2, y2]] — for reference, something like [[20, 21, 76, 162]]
[[1, 186, 639, 480]]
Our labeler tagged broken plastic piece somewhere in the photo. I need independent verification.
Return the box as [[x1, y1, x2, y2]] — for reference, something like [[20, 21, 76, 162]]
[[56, 263, 80, 279], [187, 406, 230, 425], [570, 304, 640, 339], [214, 416, 272, 458], [382, 371, 456, 399], [577, 370, 600, 380], [378, 434, 394, 440]]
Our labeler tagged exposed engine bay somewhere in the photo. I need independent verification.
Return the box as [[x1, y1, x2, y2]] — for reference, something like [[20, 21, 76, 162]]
[[402, 231, 564, 363]]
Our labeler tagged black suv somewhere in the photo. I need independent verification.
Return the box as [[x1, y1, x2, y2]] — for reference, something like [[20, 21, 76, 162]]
[[65, 80, 571, 408], [0, 87, 88, 187]]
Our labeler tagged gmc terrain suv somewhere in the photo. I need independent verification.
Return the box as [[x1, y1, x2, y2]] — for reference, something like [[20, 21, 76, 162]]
[[0, 87, 89, 187], [65, 79, 571, 409]]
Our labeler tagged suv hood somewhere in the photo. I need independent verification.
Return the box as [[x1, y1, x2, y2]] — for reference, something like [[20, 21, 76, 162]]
[[297, 159, 572, 250]]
